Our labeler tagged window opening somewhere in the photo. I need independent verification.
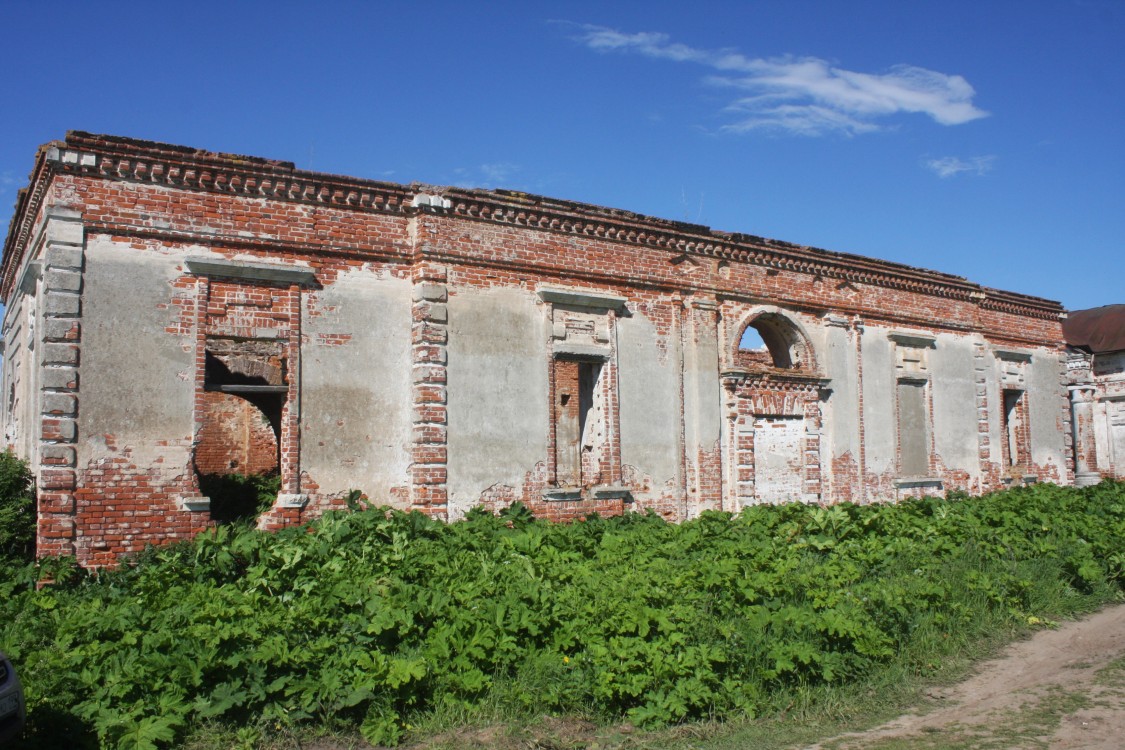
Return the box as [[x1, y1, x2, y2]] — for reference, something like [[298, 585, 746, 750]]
[[197, 338, 287, 523], [737, 326, 774, 368], [738, 327, 767, 350], [1001, 389, 1029, 468], [553, 359, 603, 488], [736, 314, 810, 371]]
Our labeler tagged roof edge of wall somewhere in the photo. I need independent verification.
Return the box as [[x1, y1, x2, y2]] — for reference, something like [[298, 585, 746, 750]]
[[0, 132, 1066, 322]]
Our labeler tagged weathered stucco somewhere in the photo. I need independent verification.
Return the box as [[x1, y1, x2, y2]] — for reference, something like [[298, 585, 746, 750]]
[[301, 270, 412, 498], [860, 327, 896, 482], [446, 286, 548, 516], [929, 334, 980, 472], [822, 323, 859, 452], [79, 238, 195, 466], [2, 290, 41, 462], [0, 132, 1091, 566], [617, 307, 681, 502], [1028, 348, 1068, 473]]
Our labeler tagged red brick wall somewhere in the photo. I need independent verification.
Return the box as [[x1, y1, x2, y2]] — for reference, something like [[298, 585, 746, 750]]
[[0, 134, 1071, 564], [194, 391, 279, 476]]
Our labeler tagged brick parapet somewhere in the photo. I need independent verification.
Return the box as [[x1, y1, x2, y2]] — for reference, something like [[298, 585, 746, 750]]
[[2, 133, 1065, 347]]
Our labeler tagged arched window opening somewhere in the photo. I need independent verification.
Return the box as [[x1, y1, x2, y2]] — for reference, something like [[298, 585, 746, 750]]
[[735, 313, 811, 372], [738, 326, 770, 367]]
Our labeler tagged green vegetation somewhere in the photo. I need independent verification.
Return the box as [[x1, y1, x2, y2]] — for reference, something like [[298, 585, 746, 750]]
[[0, 448, 36, 564], [1, 477, 1123, 750], [198, 472, 281, 525]]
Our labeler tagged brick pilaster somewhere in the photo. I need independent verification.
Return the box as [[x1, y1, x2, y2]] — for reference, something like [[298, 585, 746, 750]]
[[973, 340, 993, 487], [282, 283, 303, 495], [36, 208, 84, 558], [682, 298, 722, 510], [1057, 350, 1076, 484], [803, 397, 823, 500], [410, 264, 449, 517]]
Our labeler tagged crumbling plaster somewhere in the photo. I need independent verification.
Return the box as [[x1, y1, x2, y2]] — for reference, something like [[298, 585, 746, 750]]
[[446, 286, 548, 517], [0, 132, 1089, 566], [300, 270, 412, 498], [617, 305, 682, 503]]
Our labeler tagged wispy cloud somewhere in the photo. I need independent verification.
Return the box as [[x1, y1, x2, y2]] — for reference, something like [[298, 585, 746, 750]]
[[924, 155, 996, 178], [571, 25, 988, 136], [448, 163, 523, 189], [479, 162, 520, 186]]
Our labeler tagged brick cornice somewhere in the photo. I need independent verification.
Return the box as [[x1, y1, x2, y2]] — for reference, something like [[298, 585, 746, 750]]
[[437, 193, 1063, 321], [63, 221, 1056, 346], [1, 132, 1065, 323], [444, 191, 984, 299], [1, 143, 56, 301]]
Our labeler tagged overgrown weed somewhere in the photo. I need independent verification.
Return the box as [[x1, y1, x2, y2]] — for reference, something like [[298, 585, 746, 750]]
[[1, 480, 1123, 749]]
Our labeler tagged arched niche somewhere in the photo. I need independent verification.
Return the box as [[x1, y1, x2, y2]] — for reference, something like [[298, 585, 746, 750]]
[[732, 308, 818, 374]]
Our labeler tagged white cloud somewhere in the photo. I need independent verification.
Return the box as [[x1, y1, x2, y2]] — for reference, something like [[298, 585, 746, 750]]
[[448, 163, 523, 189], [572, 25, 989, 136], [479, 162, 520, 186], [925, 155, 996, 178]]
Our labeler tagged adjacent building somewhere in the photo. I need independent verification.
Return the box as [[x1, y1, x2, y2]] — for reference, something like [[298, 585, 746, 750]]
[[1, 133, 1076, 566], [1065, 305, 1125, 484]]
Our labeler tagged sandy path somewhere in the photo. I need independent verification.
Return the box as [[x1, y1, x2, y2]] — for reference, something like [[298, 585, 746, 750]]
[[806, 604, 1125, 749]]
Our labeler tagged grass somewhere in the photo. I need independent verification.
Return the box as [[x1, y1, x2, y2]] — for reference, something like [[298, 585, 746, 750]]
[[178, 603, 1123, 750], [6, 481, 1124, 749]]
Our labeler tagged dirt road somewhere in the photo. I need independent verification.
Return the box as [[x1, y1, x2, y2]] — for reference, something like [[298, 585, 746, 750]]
[[807, 604, 1125, 749]]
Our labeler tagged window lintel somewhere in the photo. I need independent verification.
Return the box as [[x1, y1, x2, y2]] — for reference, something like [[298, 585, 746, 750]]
[[554, 343, 611, 361], [185, 257, 318, 286], [893, 477, 944, 488], [994, 349, 1032, 363], [537, 285, 627, 311], [17, 260, 43, 295], [888, 331, 936, 348]]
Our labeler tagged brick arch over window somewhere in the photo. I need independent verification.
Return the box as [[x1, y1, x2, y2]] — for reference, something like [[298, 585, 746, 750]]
[[732, 308, 818, 373]]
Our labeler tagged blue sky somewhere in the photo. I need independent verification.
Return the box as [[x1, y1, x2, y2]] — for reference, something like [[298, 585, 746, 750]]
[[1, 0, 1121, 311]]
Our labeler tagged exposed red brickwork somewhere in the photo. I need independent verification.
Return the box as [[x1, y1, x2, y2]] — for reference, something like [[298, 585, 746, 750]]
[[552, 359, 583, 487], [75, 441, 210, 568], [0, 133, 1079, 566], [999, 389, 1032, 471], [204, 281, 291, 337], [534, 497, 626, 522], [194, 391, 279, 476], [725, 374, 826, 505], [474, 476, 628, 522]]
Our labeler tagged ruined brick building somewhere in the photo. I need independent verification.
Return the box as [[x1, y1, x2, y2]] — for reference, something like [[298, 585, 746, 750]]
[[1064, 305, 1125, 484], [0, 133, 1086, 567]]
